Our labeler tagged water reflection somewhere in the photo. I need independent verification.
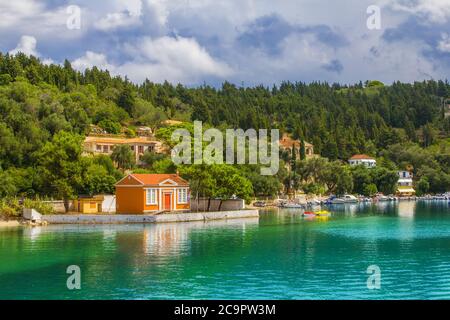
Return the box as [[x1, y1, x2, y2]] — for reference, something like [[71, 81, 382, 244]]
[[4, 203, 450, 299], [20, 218, 260, 258], [397, 201, 416, 218], [141, 219, 257, 256]]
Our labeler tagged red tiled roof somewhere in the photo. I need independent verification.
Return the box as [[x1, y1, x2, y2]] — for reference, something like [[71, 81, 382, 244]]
[[349, 154, 375, 160], [84, 136, 159, 145], [130, 174, 189, 186], [279, 133, 313, 148]]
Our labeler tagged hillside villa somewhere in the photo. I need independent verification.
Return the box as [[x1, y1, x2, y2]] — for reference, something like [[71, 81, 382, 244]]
[[115, 174, 190, 214], [83, 135, 164, 163], [279, 133, 317, 159], [397, 170, 416, 197], [348, 154, 376, 168]]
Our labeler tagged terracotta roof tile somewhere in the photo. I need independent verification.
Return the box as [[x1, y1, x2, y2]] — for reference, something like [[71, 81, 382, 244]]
[[349, 154, 375, 160], [85, 136, 159, 144], [130, 174, 189, 186]]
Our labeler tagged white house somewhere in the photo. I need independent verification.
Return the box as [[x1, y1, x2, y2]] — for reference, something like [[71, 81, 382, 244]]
[[397, 171, 415, 196], [348, 154, 376, 168], [397, 171, 413, 186]]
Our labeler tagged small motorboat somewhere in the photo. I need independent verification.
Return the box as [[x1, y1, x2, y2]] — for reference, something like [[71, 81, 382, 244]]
[[342, 194, 358, 203], [315, 210, 330, 216], [307, 199, 321, 206], [282, 202, 304, 208], [377, 195, 390, 201], [302, 211, 316, 217]]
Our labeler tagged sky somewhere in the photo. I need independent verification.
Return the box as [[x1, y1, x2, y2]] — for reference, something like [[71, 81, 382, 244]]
[[0, 0, 449, 87]]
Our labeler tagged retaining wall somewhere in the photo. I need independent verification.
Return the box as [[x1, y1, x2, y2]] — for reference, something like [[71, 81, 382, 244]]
[[190, 198, 245, 211], [41, 209, 259, 224]]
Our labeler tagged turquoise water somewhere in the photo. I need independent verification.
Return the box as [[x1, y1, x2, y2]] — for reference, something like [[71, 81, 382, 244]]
[[1, 201, 450, 300]]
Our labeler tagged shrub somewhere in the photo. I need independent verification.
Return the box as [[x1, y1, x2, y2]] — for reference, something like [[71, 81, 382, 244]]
[[98, 119, 121, 134], [23, 198, 55, 215], [0, 198, 21, 218], [0, 197, 55, 219]]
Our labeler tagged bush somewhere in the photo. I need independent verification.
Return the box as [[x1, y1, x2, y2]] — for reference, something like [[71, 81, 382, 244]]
[[124, 127, 136, 137], [0, 197, 55, 219], [98, 119, 121, 134], [363, 183, 378, 196], [0, 198, 21, 218], [23, 198, 55, 215]]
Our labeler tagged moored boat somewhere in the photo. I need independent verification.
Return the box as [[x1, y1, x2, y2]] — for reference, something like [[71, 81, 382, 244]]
[[315, 210, 330, 216], [342, 194, 358, 203], [302, 211, 316, 217], [282, 202, 304, 208]]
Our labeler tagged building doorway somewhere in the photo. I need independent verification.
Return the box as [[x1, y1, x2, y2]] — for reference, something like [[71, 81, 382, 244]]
[[164, 193, 172, 211]]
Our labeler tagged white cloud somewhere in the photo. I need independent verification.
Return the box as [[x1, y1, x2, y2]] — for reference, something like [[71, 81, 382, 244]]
[[94, 11, 140, 31], [72, 51, 115, 71], [119, 36, 233, 83], [388, 0, 450, 23], [9, 35, 55, 64], [9, 35, 38, 56], [2, 0, 450, 85], [438, 33, 450, 53], [72, 36, 233, 84], [0, 0, 43, 28]]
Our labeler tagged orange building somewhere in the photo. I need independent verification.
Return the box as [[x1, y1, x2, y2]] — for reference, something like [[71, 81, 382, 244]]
[[115, 174, 190, 214]]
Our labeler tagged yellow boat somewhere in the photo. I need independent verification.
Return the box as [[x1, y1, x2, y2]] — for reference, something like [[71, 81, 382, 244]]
[[315, 210, 330, 216]]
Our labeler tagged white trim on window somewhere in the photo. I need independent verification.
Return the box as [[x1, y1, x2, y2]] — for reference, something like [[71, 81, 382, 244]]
[[178, 188, 188, 204], [146, 188, 157, 205]]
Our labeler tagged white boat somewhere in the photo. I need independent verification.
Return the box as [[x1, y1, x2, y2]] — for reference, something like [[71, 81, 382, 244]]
[[342, 194, 358, 203], [307, 199, 321, 206], [330, 198, 345, 204], [329, 194, 358, 204], [282, 203, 304, 208]]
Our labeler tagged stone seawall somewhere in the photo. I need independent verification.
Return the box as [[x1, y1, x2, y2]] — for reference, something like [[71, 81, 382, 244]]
[[41, 210, 259, 224]]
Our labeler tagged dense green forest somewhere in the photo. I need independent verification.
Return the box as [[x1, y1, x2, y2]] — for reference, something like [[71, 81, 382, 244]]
[[0, 52, 449, 214]]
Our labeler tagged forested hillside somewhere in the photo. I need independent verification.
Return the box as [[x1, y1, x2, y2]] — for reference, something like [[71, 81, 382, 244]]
[[0, 52, 449, 204]]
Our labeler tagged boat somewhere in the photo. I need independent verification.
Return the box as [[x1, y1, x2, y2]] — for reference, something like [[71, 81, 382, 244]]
[[342, 194, 358, 203], [302, 210, 330, 217], [315, 210, 330, 216], [306, 199, 321, 206], [302, 211, 316, 217], [282, 202, 304, 208], [328, 194, 358, 204], [328, 196, 345, 204], [376, 195, 390, 201]]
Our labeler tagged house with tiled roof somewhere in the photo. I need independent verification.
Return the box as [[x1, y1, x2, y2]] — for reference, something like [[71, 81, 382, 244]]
[[115, 174, 190, 214], [348, 154, 376, 168], [279, 133, 316, 159], [83, 135, 164, 163]]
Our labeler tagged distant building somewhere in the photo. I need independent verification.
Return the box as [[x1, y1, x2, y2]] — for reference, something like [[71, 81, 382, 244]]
[[279, 133, 316, 159], [396, 171, 415, 197], [348, 154, 376, 167], [83, 135, 164, 163], [73, 195, 104, 214], [445, 98, 450, 118], [115, 174, 190, 214]]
